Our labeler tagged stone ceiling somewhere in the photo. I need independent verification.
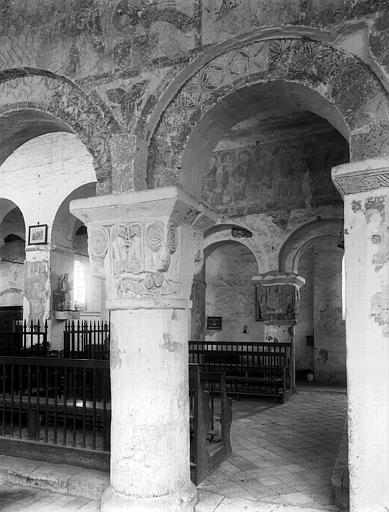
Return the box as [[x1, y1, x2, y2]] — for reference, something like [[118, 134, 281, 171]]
[[216, 110, 342, 150]]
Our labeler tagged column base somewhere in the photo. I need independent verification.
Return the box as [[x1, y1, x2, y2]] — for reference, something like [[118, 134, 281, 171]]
[[101, 485, 198, 512]]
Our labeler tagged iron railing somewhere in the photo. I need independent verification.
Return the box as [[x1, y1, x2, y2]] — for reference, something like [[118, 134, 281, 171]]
[[0, 320, 48, 356], [0, 356, 111, 453], [0, 357, 231, 484], [63, 321, 110, 359]]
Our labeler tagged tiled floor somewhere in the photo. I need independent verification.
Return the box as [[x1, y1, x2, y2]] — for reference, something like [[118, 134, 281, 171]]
[[0, 387, 347, 511], [199, 387, 347, 510], [0, 482, 99, 511]]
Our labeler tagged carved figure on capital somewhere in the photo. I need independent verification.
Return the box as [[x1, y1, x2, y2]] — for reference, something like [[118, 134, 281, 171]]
[[257, 284, 298, 325], [111, 223, 142, 276], [88, 226, 109, 278], [108, 221, 180, 299]]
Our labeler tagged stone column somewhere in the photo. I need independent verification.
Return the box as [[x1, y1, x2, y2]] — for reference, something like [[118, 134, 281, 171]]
[[70, 187, 215, 512], [332, 157, 389, 512], [252, 272, 305, 392]]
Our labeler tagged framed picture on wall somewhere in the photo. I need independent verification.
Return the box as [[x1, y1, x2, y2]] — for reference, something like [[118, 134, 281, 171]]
[[207, 316, 222, 330], [28, 224, 48, 245]]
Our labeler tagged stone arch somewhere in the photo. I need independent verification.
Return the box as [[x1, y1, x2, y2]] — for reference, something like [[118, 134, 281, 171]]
[[279, 219, 343, 274], [0, 68, 120, 194], [52, 183, 96, 247], [204, 223, 262, 273], [142, 30, 389, 197]]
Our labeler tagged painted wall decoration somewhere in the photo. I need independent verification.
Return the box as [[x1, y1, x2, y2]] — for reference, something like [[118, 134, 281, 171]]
[[257, 283, 297, 325], [201, 134, 348, 216], [106, 80, 150, 125], [111, 0, 198, 70], [147, 37, 389, 188]]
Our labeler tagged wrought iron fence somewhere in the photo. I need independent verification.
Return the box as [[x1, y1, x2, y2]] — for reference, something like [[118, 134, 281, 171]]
[[0, 356, 110, 454], [63, 321, 110, 359], [0, 320, 48, 356], [0, 357, 230, 483]]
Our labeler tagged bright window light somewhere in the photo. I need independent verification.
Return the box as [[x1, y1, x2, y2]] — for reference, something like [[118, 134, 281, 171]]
[[74, 259, 86, 308]]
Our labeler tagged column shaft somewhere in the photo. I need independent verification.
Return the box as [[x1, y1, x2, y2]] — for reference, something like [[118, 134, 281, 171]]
[[332, 157, 389, 512], [344, 191, 389, 511], [105, 308, 195, 509]]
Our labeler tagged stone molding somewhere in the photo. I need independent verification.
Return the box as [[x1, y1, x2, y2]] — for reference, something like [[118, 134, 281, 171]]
[[252, 272, 305, 326], [70, 187, 216, 310], [332, 157, 389, 196]]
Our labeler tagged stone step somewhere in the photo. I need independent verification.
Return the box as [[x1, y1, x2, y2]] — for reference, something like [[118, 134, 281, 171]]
[[0, 455, 109, 500]]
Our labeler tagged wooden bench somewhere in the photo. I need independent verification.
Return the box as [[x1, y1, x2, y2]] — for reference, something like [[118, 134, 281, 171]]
[[189, 341, 292, 402]]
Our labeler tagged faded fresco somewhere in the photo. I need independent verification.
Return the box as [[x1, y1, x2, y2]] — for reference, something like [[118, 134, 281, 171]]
[[201, 134, 348, 216]]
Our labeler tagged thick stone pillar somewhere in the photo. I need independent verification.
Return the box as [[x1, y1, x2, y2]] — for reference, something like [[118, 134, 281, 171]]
[[70, 187, 215, 512], [252, 272, 305, 392], [332, 157, 389, 512]]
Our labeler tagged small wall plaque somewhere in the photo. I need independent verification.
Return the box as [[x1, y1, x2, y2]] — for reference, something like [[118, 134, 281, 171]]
[[207, 316, 222, 330]]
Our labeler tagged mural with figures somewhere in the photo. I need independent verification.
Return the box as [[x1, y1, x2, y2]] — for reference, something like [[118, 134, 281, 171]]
[[202, 133, 348, 216]]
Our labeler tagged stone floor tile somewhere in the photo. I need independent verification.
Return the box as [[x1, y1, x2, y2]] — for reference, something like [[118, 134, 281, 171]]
[[257, 475, 283, 486], [215, 496, 274, 512], [236, 478, 275, 499], [24, 494, 89, 511], [195, 490, 224, 512], [77, 502, 100, 512], [266, 481, 298, 495], [282, 492, 317, 506]]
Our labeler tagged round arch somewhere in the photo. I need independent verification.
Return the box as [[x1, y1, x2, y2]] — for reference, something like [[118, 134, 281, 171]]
[[0, 198, 25, 231], [51, 182, 96, 248], [204, 223, 261, 273], [140, 31, 389, 196], [0, 68, 121, 193], [278, 219, 343, 274]]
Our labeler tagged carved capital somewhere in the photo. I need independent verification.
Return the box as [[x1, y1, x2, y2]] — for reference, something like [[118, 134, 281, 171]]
[[252, 272, 305, 326], [70, 187, 216, 310], [332, 157, 389, 196]]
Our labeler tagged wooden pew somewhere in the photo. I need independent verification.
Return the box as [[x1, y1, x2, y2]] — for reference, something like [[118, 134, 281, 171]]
[[189, 341, 293, 402]]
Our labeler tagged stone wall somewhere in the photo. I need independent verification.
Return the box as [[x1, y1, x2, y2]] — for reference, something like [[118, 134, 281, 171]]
[[313, 238, 346, 384], [205, 242, 263, 343], [295, 238, 346, 384], [295, 247, 315, 373], [0, 239, 24, 308]]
